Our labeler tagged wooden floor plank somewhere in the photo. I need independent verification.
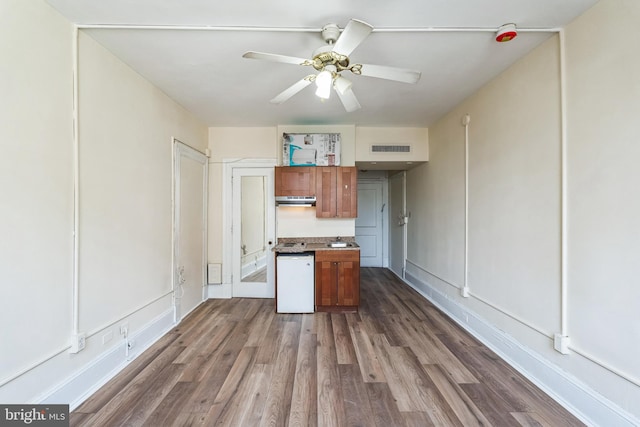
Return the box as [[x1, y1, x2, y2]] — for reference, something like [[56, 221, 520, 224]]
[[423, 363, 492, 427], [141, 381, 198, 426], [259, 321, 300, 426], [338, 364, 377, 427], [239, 364, 273, 426], [402, 411, 437, 427], [511, 411, 553, 427], [288, 332, 317, 427], [200, 345, 258, 425], [347, 317, 387, 383], [70, 268, 584, 427], [459, 382, 523, 426], [365, 382, 415, 427], [316, 313, 346, 427], [246, 302, 276, 346], [331, 314, 357, 364], [383, 340, 465, 426]]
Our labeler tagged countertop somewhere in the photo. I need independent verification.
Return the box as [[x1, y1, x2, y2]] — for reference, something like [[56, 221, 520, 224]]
[[273, 237, 359, 253]]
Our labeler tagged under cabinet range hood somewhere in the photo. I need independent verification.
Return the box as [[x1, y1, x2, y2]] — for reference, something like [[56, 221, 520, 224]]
[[275, 196, 316, 206]]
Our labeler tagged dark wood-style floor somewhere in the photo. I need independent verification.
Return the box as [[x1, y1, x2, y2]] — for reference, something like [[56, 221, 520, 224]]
[[71, 268, 584, 426]]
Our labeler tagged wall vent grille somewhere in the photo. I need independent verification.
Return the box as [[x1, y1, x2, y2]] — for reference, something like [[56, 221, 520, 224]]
[[371, 145, 411, 153]]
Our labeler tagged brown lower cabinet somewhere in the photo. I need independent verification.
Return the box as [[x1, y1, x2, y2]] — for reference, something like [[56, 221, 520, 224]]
[[315, 249, 360, 312]]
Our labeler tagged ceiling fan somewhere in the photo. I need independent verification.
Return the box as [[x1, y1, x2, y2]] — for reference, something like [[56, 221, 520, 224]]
[[242, 19, 422, 112]]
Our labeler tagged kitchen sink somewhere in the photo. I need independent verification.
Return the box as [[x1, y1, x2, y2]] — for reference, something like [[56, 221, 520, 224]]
[[328, 242, 352, 248]]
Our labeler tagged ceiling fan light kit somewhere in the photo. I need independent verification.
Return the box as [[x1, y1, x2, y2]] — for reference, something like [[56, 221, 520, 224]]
[[333, 75, 352, 95], [315, 68, 334, 99], [243, 18, 422, 112]]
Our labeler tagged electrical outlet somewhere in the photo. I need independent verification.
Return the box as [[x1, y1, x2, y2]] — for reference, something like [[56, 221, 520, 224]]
[[70, 332, 86, 353], [119, 323, 129, 337]]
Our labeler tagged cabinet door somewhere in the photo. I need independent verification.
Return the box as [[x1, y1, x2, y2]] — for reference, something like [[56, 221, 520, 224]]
[[275, 167, 316, 196], [315, 250, 360, 310], [337, 259, 360, 306], [315, 167, 337, 218], [315, 256, 338, 307], [336, 166, 358, 218]]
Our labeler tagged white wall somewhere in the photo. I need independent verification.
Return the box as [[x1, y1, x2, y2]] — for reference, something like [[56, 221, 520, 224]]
[[276, 208, 354, 238], [0, 0, 73, 386], [78, 32, 207, 332], [0, 0, 207, 405], [403, 0, 640, 424]]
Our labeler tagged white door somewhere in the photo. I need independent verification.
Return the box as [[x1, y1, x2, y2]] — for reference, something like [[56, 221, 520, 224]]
[[173, 141, 208, 321], [232, 167, 275, 298], [356, 181, 384, 267]]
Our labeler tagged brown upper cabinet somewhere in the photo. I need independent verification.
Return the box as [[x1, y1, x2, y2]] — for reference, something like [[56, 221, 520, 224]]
[[275, 166, 316, 197], [275, 166, 357, 218], [316, 166, 357, 218]]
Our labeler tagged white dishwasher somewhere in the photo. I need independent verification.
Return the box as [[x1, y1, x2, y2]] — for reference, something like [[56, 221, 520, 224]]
[[276, 253, 314, 313]]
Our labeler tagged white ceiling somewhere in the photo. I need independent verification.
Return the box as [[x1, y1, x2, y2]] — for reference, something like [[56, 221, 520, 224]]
[[45, 0, 598, 127]]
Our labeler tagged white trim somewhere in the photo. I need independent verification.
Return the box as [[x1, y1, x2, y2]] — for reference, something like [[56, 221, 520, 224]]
[[399, 269, 640, 427], [76, 23, 562, 34], [38, 308, 175, 411], [463, 114, 470, 296], [71, 25, 80, 342], [558, 29, 570, 341]]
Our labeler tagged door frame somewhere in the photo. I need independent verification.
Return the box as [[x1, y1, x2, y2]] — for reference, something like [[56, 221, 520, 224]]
[[172, 138, 208, 322], [218, 159, 277, 299]]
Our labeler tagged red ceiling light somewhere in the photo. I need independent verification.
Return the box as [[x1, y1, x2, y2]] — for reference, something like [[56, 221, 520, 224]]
[[496, 23, 517, 42]]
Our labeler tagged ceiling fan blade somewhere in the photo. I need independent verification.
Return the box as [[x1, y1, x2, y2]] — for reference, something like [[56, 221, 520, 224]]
[[336, 88, 361, 112], [270, 76, 313, 104], [331, 19, 373, 56], [355, 63, 421, 84], [243, 51, 310, 66]]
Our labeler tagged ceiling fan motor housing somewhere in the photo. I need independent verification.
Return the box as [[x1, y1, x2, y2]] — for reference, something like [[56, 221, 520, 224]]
[[321, 24, 340, 44]]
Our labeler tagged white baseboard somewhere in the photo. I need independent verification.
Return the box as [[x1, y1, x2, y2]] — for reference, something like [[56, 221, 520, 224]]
[[402, 270, 639, 427], [40, 308, 175, 411]]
